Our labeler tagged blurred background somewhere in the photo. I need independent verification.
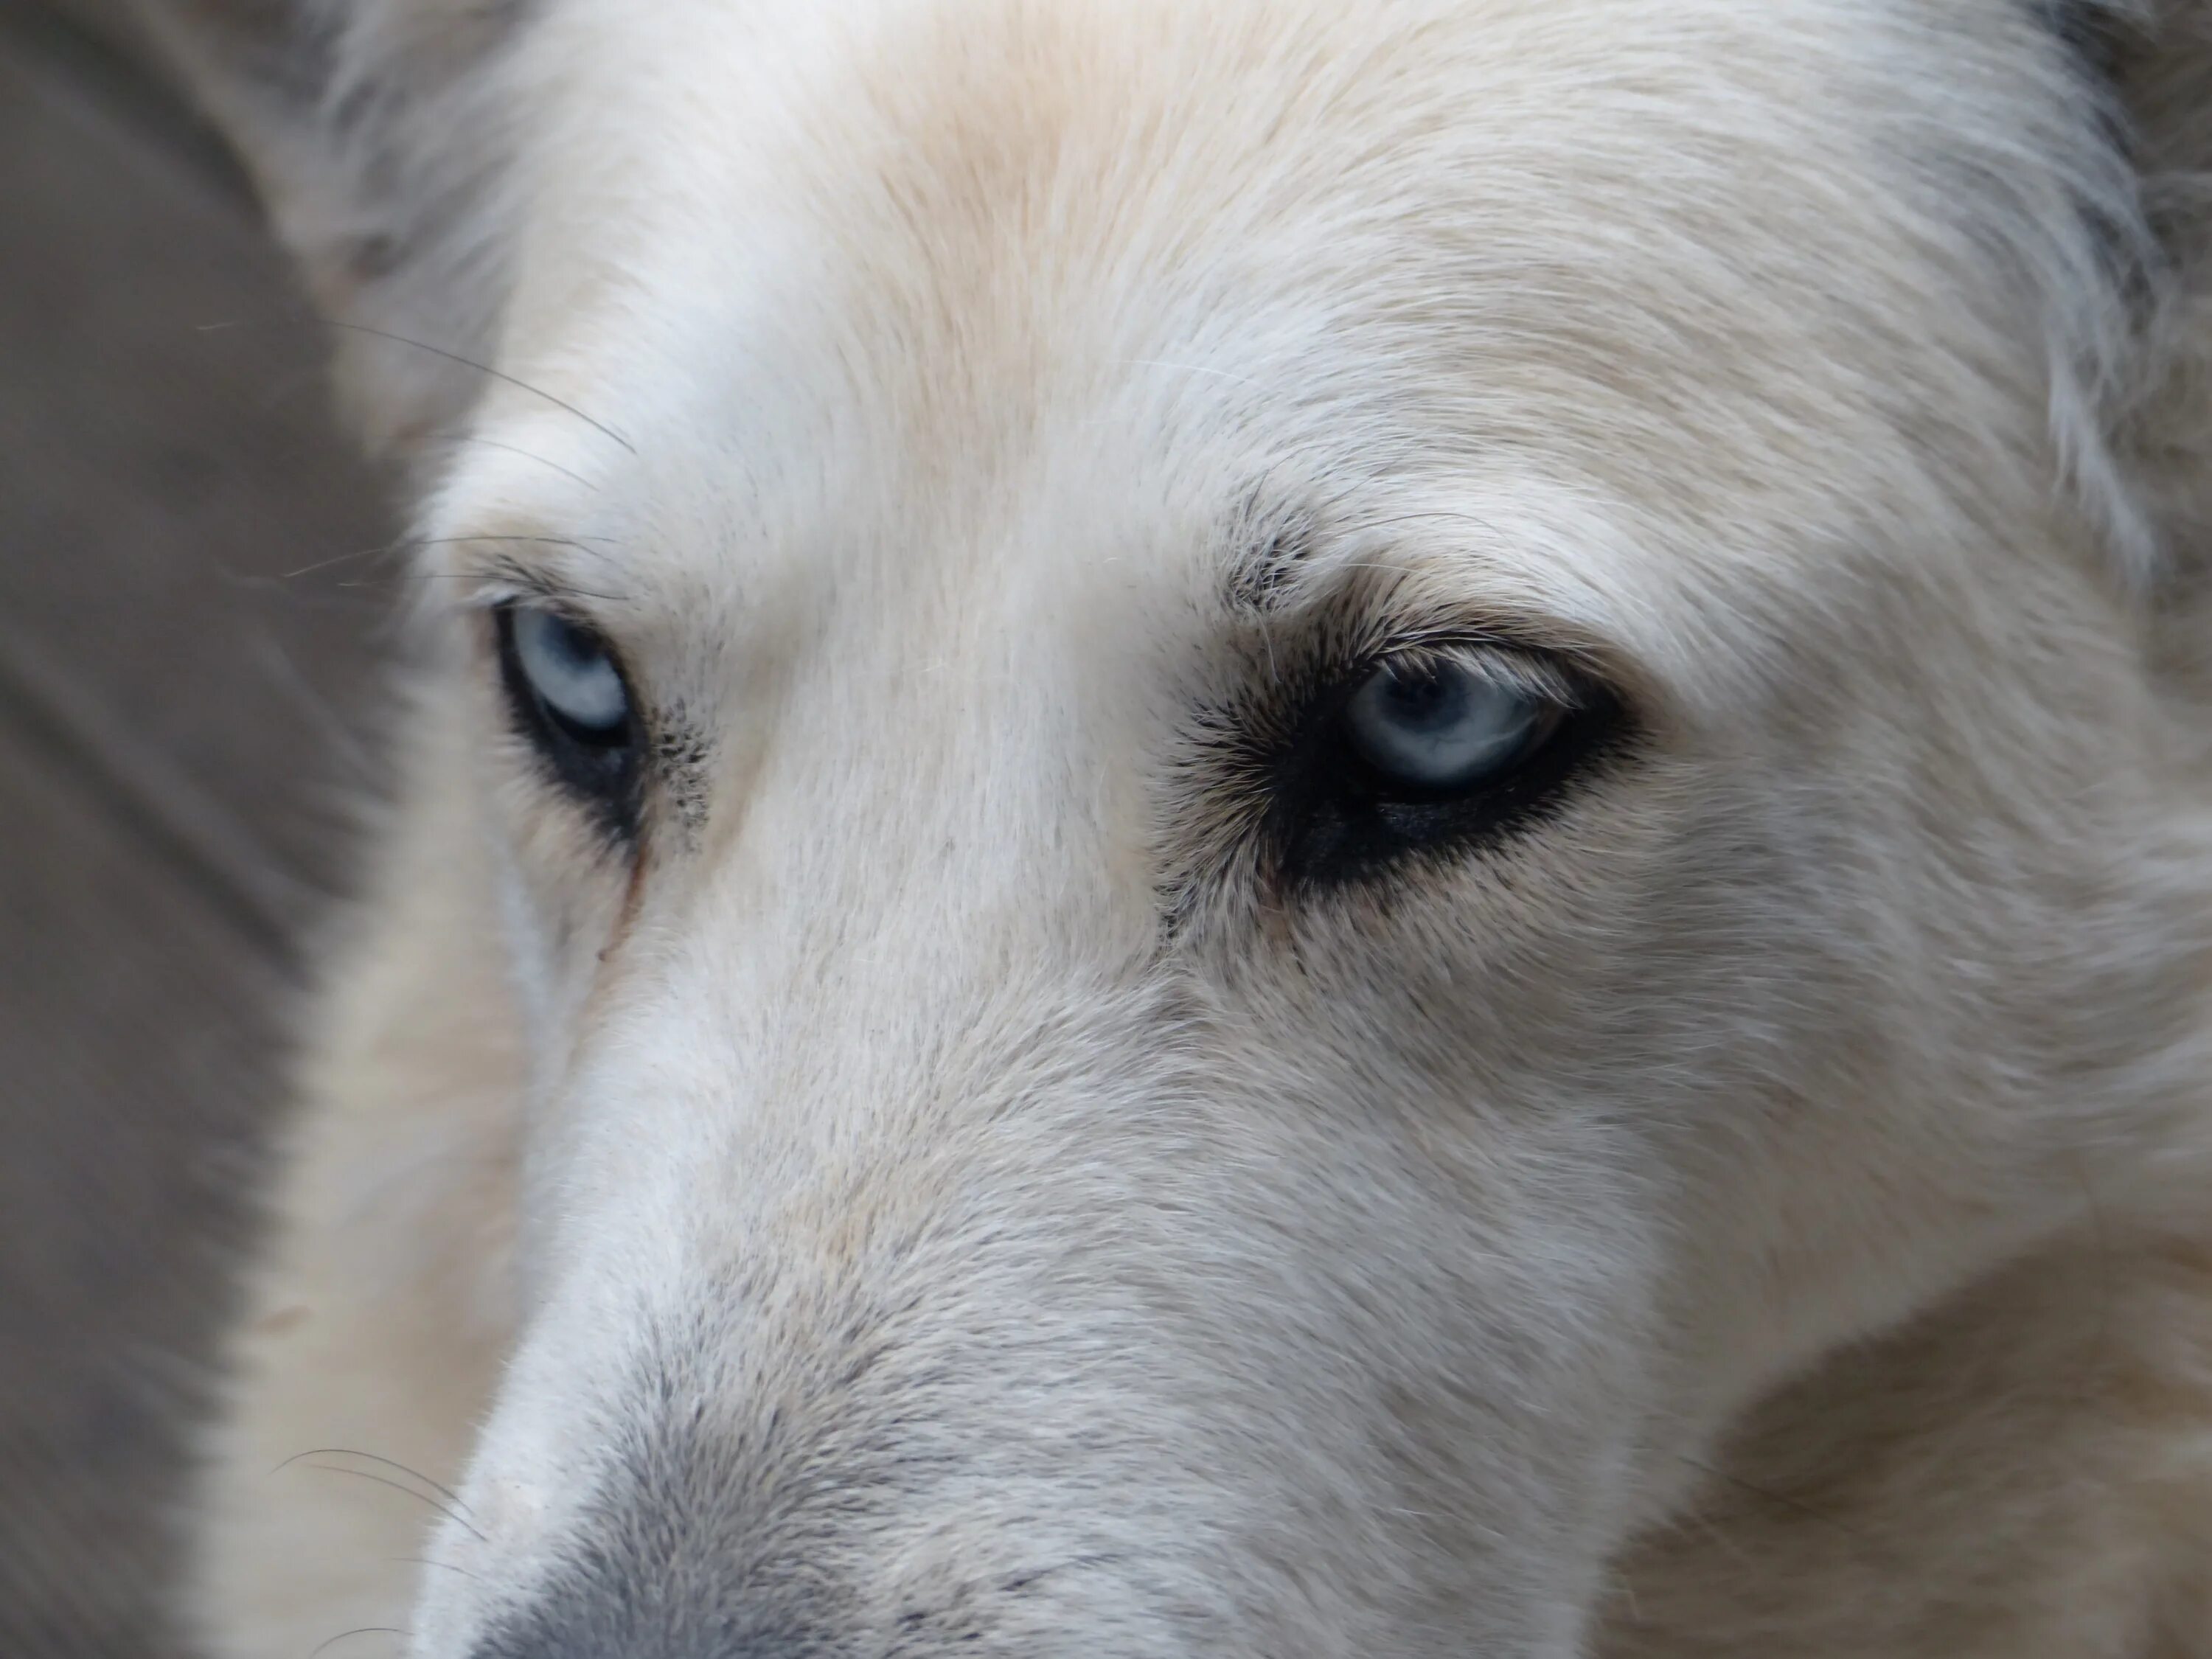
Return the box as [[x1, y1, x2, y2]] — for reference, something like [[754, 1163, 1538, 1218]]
[[1, 1, 400, 1650]]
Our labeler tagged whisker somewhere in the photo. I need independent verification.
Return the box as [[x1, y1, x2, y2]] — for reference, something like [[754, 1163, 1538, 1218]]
[[414, 533, 622, 547], [291, 1464, 487, 1542], [307, 1627, 408, 1658], [269, 534, 621, 588], [203, 557, 402, 612], [411, 535, 624, 566], [280, 540, 415, 582], [405, 571, 629, 603], [275, 1448, 472, 1513], [432, 432, 602, 490], [392, 1555, 487, 1585], [322, 319, 637, 455]]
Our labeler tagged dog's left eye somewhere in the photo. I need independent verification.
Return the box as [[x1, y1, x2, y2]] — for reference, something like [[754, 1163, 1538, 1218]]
[[1342, 655, 1552, 793], [1265, 644, 1615, 888], [495, 602, 641, 831]]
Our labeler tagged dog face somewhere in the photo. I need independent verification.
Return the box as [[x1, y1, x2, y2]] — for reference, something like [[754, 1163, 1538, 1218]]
[[152, 0, 2212, 1652]]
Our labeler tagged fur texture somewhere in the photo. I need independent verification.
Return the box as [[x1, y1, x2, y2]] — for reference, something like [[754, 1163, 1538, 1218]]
[[133, 1, 2212, 1653]]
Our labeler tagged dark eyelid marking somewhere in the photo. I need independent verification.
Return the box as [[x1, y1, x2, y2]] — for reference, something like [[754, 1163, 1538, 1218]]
[[1221, 496, 1325, 614], [479, 588, 717, 852], [1167, 519, 1640, 917]]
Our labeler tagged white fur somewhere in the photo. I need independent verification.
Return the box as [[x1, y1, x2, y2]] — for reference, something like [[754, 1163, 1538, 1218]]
[[136, 1, 2212, 1653]]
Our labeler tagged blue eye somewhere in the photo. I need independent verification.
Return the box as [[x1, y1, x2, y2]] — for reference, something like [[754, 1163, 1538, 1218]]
[[1343, 654, 1551, 793], [494, 602, 642, 836], [1262, 641, 1615, 889], [509, 605, 630, 740]]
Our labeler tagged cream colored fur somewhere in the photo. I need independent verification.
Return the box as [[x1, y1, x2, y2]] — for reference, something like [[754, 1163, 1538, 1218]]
[[134, 1, 2212, 1653]]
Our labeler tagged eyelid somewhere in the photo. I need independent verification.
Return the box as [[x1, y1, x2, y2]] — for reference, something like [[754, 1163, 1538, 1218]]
[[1363, 639, 1585, 711], [467, 577, 599, 621], [437, 535, 625, 615], [1255, 569, 1613, 696]]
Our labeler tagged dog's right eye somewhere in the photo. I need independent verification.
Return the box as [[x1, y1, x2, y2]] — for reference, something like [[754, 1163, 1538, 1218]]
[[510, 606, 628, 735], [495, 602, 642, 832]]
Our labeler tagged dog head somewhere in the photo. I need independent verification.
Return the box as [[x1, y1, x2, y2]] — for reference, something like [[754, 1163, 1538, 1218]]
[[148, 1, 2212, 1652]]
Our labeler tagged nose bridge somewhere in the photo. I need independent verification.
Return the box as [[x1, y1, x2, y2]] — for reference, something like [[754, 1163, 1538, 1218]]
[[722, 459, 1177, 958], [462, 902, 1205, 1657], [703, 762, 1113, 1109], [562, 631, 1166, 1279], [689, 596, 1152, 1066], [446, 547, 1210, 1645]]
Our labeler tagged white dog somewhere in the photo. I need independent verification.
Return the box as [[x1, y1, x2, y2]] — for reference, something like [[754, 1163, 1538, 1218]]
[[133, 1, 2212, 1653]]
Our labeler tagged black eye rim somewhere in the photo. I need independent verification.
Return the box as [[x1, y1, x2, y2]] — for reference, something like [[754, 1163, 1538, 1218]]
[[1262, 643, 1627, 891], [492, 600, 645, 837]]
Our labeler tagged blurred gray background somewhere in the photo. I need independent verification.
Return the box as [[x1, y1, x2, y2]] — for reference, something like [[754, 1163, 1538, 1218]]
[[1, 2, 400, 1650]]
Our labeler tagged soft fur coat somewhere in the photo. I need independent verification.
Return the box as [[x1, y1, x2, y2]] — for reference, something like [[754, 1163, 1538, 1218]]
[[131, 2, 2212, 1654]]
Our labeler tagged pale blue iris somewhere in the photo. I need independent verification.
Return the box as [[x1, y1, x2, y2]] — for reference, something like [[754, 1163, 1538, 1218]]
[[1346, 658, 1540, 789], [513, 606, 627, 733]]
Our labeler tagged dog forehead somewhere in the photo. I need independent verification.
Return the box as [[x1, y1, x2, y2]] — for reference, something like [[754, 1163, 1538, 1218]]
[[448, 0, 2080, 692]]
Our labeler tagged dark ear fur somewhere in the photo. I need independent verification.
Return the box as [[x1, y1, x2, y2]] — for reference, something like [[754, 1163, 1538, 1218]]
[[127, 0, 529, 454], [2053, 10, 2212, 546], [2042, 3, 2212, 725], [2103, 5, 2212, 725], [2106, 6, 2212, 551]]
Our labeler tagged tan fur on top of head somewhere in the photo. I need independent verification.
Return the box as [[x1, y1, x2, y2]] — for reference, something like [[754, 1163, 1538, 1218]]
[[133, 2, 2212, 1655]]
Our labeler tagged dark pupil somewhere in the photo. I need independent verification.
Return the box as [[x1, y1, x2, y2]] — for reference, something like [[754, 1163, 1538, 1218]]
[[1381, 666, 1465, 731]]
